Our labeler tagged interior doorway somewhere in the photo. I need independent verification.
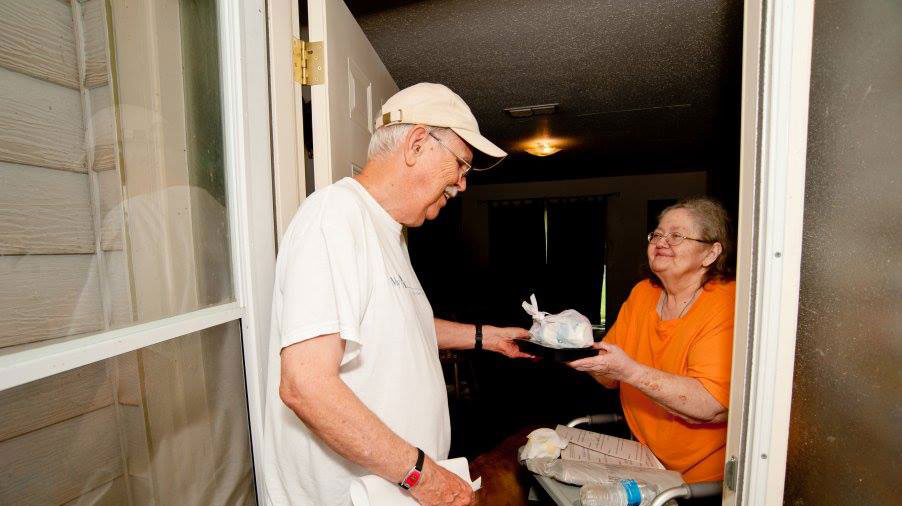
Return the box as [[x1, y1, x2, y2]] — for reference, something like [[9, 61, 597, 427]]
[[267, 0, 818, 504], [269, 0, 820, 503], [338, 0, 743, 462]]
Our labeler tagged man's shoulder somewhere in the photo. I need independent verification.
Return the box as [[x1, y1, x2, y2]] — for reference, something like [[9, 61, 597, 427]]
[[307, 179, 366, 213], [277, 182, 369, 260], [292, 179, 368, 230]]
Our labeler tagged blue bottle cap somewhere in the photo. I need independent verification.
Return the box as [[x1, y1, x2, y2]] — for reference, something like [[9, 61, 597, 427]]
[[621, 479, 642, 506]]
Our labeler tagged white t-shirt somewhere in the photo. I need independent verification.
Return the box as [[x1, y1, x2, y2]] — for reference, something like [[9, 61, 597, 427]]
[[261, 178, 451, 506]]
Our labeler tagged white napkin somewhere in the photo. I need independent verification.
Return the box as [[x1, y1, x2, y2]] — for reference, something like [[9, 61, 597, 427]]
[[349, 457, 481, 506], [519, 428, 569, 460]]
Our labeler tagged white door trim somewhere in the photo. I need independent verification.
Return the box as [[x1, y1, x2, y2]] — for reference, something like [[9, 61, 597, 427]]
[[725, 1, 815, 504], [308, 0, 334, 189], [218, 0, 277, 500], [268, 0, 309, 241]]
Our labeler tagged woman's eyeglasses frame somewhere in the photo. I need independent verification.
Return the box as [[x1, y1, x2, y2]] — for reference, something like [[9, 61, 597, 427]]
[[647, 231, 715, 246]]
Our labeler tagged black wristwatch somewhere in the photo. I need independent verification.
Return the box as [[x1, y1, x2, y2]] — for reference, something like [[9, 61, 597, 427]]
[[474, 323, 483, 351], [399, 447, 425, 490]]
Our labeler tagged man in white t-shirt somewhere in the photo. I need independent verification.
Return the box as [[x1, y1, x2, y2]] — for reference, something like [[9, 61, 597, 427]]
[[262, 83, 533, 506]]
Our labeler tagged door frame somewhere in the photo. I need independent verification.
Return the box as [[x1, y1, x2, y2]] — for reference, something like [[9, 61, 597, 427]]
[[219, 0, 276, 500], [263, 1, 818, 504], [268, 0, 309, 241], [725, 1, 815, 504]]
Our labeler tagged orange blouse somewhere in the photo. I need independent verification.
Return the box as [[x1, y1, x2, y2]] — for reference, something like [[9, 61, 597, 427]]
[[605, 279, 735, 483]]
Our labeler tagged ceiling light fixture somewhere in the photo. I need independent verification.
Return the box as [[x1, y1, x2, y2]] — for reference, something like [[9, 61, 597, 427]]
[[524, 139, 562, 157]]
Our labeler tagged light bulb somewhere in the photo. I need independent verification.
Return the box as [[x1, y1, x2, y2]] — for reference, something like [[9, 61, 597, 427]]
[[525, 139, 562, 157]]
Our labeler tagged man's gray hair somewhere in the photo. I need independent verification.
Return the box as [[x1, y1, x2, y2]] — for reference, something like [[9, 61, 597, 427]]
[[366, 124, 447, 161]]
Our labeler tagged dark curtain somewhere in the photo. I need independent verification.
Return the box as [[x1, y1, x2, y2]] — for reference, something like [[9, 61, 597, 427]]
[[407, 199, 465, 317], [455, 196, 617, 458], [482, 197, 606, 326], [543, 197, 606, 324], [410, 195, 619, 460], [482, 200, 546, 326]]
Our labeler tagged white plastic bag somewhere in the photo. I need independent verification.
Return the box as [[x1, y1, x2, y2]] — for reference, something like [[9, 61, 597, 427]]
[[524, 458, 684, 490], [518, 428, 569, 460], [522, 294, 593, 349]]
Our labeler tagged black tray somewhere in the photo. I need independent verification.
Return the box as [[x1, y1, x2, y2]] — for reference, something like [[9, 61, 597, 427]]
[[516, 339, 598, 361]]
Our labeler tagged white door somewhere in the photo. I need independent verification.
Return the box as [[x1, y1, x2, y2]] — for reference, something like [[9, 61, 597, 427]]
[[308, 0, 400, 188]]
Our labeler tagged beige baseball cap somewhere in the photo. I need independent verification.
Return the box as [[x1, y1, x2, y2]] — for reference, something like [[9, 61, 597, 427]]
[[375, 82, 507, 170]]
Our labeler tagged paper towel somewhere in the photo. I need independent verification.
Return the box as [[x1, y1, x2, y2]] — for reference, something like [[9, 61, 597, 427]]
[[349, 457, 481, 506], [519, 428, 569, 460]]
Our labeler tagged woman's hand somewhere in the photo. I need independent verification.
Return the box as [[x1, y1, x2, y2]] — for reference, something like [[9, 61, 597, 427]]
[[570, 342, 728, 423], [483, 326, 535, 359], [567, 342, 639, 382]]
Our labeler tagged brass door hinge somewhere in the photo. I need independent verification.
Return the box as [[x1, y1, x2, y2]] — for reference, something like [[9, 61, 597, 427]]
[[293, 39, 324, 85]]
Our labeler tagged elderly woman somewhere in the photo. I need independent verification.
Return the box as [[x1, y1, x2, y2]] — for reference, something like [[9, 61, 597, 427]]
[[568, 197, 735, 484]]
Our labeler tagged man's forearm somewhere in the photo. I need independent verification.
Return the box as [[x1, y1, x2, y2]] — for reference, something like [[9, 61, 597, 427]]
[[623, 364, 727, 424], [434, 318, 477, 350], [434, 319, 532, 360], [282, 373, 416, 484]]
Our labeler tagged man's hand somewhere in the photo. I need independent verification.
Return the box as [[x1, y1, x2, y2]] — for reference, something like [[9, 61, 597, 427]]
[[482, 325, 534, 359], [408, 457, 475, 506]]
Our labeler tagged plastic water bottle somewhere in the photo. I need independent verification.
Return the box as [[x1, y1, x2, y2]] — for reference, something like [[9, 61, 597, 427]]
[[579, 479, 659, 506]]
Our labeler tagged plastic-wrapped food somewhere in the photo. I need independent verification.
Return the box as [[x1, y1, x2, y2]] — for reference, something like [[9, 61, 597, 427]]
[[522, 294, 593, 349], [524, 458, 684, 490]]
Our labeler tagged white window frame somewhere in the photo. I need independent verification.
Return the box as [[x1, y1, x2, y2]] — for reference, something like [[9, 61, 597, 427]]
[[725, 1, 815, 505], [0, 0, 275, 500], [219, 0, 276, 497]]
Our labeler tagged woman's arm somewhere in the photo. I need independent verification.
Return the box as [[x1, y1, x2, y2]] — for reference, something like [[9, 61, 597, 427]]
[[589, 370, 620, 389], [569, 342, 727, 424]]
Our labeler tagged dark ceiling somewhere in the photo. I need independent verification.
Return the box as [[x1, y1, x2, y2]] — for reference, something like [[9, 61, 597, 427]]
[[344, 0, 743, 184]]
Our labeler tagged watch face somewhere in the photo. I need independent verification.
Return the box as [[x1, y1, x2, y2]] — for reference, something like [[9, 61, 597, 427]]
[[403, 469, 422, 489]]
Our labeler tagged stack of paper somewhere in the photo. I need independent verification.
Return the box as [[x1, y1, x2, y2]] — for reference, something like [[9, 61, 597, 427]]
[[555, 425, 665, 470]]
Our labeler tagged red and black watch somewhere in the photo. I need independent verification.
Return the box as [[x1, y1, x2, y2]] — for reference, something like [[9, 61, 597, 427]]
[[399, 447, 425, 490]]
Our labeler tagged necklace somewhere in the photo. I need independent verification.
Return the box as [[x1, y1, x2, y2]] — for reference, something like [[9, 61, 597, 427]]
[[659, 286, 702, 320]]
